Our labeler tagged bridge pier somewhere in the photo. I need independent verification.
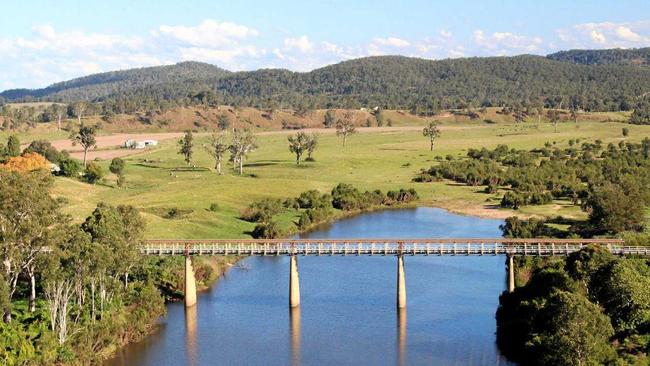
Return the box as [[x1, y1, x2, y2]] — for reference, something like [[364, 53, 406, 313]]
[[507, 254, 515, 293], [185, 255, 197, 307], [397, 255, 407, 308], [289, 255, 301, 308]]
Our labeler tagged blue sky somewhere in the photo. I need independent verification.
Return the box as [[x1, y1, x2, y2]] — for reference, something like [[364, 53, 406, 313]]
[[1, 0, 649, 90]]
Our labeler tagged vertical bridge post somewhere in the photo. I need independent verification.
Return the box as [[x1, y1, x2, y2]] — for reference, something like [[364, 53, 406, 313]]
[[397, 242, 407, 308], [507, 253, 515, 293], [289, 254, 301, 308], [185, 254, 197, 307]]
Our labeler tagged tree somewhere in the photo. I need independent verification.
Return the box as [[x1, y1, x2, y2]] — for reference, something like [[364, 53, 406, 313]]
[[288, 132, 316, 165], [23, 140, 61, 163], [6, 135, 20, 157], [585, 181, 645, 233], [72, 101, 87, 125], [109, 158, 126, 187], [547, 110, 561, 133], [204, 133, 229, 174], [0, 152, 49, 172], [52, 104, 65, 131], [229, 129, 257, 174], [306, 133, 318, 161], [70, 124, 97, 167], [217, 114, 230, 130], [84, 162, 104, 184], [335, 113, 356, 147], [629, 99, 650, 125], [422, 121, 441, 151], [178, 130, 193, 164], [323, 110, 336, 128], [531, 291, 615, 366], [375, 107, 385, 127], [570, 107, 578, 123], [0, 170, 63, 321]]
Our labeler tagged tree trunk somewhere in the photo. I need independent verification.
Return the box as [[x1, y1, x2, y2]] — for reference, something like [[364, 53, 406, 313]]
[[430, 140, 434, 151], [296, 154, 301, 165], [29, 273, 36, 312], [83, 148, 88, 168], [217, 160, 222, 175], [342, 135, 347, 147], [57, 114, 62, 131], [239, 157, 243, 175], [124, 272, 129, 290]]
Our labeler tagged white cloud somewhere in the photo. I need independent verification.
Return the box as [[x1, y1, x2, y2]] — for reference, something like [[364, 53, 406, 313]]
[[555, 21, 650, 49], [372, 37, 411, 48], [440, 29, 452, 38], [283, 35, 314, 53], [473, 29, 544, 54], [157, 19, 258, 48]]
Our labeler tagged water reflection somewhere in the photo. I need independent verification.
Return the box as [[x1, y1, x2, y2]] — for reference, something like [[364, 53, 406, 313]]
[[397, 308, 407, 366], [185, 305, 198, 366], [289, 307, 301, 366]]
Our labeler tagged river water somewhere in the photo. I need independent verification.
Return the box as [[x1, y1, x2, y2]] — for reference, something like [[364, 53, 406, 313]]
[[107, 207, 514, 365]]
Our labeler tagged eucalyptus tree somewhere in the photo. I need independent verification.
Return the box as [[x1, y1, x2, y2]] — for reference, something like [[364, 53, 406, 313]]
[[335, 112, 356, 147], [204, 132, 229, 174], [229, 129, 257, 174], [422, 121, 441, 151], [323, 110, 336, 128], [178, 130, 193, 165], [6, 135, 20, 157], [70, 124, 97, 167], [288, 132, 315, 165], [109, 157, 126, 187]]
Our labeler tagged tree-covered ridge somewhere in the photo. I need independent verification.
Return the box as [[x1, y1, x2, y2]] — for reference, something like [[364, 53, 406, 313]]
[[547, 47, 650, 67], [0, 61, 230, 101], [3, 54, 650, 113]]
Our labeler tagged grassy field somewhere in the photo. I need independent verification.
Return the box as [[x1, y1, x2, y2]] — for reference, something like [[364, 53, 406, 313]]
[[45, 115, 650, 239]]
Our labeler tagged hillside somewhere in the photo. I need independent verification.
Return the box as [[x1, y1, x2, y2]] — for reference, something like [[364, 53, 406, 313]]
[[547, 47, 650, 66], [3, 54, 650, 113], [0, 61, 230, 101]]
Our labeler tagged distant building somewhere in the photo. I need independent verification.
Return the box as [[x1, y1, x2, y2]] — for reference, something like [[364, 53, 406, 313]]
[[125, 139, 158, 149]]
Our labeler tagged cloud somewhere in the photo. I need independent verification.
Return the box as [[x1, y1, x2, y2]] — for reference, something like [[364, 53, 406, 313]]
[[440, 29, 452, 38], [372, 37, 410, 48], [473, 29, 544, 54], [157, 19, 258, 48], [556, 20, 650, 49], [283, 35, 314, 53]]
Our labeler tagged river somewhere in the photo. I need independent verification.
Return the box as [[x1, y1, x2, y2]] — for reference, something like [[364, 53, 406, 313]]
[[107, 207, 515, 365]]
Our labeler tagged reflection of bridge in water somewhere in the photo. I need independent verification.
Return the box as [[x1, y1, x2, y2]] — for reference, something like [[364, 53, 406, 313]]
[[142, 238, 645, 309]]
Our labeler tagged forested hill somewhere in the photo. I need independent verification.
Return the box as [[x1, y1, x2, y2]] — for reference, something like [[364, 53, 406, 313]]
[[547, 47, 650, 66], [3, 54, 650, 112], [0, 61, 230, 101]]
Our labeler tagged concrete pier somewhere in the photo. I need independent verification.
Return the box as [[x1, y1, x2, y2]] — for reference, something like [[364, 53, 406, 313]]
[[397, 255, 406, 308], [507, 254, 515, 293], [185, 255, 197, 307], [289, 255, 301, 308]]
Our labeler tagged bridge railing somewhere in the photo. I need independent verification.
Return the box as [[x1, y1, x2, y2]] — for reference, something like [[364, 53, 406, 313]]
[[140, 238, 647, 257]]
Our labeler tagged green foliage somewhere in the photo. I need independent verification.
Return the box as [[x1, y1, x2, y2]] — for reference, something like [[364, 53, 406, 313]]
[[585, 181, 646, 233], [22, 140, 64, 163], [84, 162, 104, 184], [251, 220, 281, 239], [58, 158, 81, 177], [217, 114, 230, 130], [6, 135, 20, 157], [500, 216, 554, 238], [630, 99, 650, 125], [178, 130, 194, 164], [323, 110, 335, 128], [547, 47, 650, 66], [109, 157, 126, 187], [241, 198, 284, 222], [209, 203, 219, 212], [288, 132, 317, 165]]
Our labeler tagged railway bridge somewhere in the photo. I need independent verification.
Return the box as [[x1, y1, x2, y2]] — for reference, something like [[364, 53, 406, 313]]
[[141, 238, 646, 308]]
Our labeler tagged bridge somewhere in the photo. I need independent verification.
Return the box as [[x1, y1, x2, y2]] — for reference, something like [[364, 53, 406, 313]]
[[142, 238, 647, 309]]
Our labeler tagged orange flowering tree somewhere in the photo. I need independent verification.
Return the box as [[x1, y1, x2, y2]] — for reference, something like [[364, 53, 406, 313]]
[[0, 152, 50, 172]]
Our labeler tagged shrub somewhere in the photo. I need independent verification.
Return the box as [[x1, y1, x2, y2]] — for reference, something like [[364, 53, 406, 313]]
[[209, 203, 219, 212], [241, 198, 284, 222], [58, 158, 82, 177], [251, 221, 281, 239], [622, 127, 629, 137], [0, 152, 49, 172], [22, 140, 62, 163], [84, 162, 104, 184], [331, 183, 367, 210]]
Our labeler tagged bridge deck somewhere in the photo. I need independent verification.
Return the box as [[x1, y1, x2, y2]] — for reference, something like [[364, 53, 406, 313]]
[[141, 238, 650, 257]]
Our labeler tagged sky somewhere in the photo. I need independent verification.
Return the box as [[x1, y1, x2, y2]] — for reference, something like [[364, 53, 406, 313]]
[[1, 0, 649, 91]]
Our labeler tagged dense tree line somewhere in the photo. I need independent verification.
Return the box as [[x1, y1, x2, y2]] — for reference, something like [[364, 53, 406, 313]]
[[2, 55, 650, 118], [415, 138, 650, 235], [241, 183, 419, 238], [497, 245, 650, 365], [547, 47, 650, 67]]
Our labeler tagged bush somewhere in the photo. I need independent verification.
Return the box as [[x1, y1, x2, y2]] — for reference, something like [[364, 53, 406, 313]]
[[622, 127, 630, 137], [331, 183, 366, 210], [58, 158, 82, 177], [84, 162, 104, 184], [251, 221, 281, 239], [386, 188, 419, 204], [241, 198, 284, 222], [297, 190, 330, 209], [22, 140, 63, 163], [209, 203, 219, 212]]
